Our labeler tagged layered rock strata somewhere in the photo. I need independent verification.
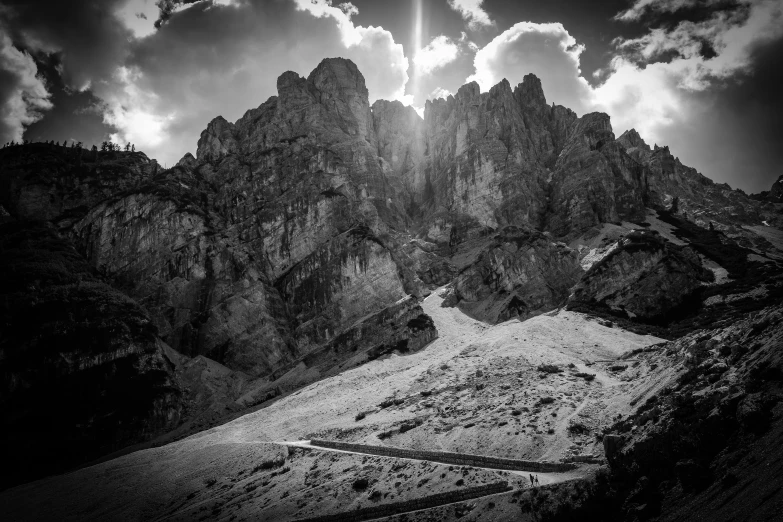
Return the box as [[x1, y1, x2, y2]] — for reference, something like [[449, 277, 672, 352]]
[[0, 221, 183, 489], [444, 226, 584, 323], [568, 229, 714, 320]]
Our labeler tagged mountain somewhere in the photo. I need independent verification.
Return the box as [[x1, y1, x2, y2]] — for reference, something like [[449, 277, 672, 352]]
[[1, 58, 782, 518]]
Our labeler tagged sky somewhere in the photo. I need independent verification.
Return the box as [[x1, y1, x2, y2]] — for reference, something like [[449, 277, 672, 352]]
[[1, 0, 781, 192]]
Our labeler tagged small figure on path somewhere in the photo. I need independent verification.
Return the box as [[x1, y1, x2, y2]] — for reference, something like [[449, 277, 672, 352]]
[[530, 473, 534, 485]]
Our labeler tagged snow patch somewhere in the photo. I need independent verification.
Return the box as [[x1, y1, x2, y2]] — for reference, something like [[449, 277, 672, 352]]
[[579, 241, 618, 271]]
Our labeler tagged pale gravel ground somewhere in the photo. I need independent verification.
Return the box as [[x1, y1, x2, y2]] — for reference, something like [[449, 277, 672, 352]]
[[744, 224, 783, 252], [0, 290, 665, 521]]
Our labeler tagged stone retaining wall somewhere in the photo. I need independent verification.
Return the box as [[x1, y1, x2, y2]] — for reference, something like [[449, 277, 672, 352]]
[[309, 439, 575, 472], [292, 481, 511, 522]]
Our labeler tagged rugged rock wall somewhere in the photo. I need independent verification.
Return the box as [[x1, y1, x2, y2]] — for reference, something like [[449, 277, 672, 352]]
[[0, 144, 158, 225], [412, 75, 651, 245], [617, 129, 772, 228], [445, 226, 583, 323], [61, 58, 435, 378], [598, 305, 783, 521], [0, 221, 183, 489], [568, 229, 713, 320]]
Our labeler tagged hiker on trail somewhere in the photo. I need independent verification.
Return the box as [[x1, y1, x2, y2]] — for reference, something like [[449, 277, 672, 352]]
[[536, 475, 540, 486], [530, 474, 534, 486]]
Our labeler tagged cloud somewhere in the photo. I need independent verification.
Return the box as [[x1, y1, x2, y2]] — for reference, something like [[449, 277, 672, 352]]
[[615, 0, 716, 21], [466, 22, 591, 112], [0, 33, 52, 144], [92, 0, 411, 164], [428, 87, 453, 100], [464, 3, 783, 190], [448, 0, 494, 30], [414, 35, 460, 75], [590, 58, 685, 143], [0, 0, 132, 91], [594, 0, 783, 142]]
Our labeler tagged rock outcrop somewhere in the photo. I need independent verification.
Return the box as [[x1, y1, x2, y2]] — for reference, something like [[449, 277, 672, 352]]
[[617, 129, 774, 229], [414, 75, 650, 245], [568, 229, 713, 320], [444, 226, 583, 323], [750, 174, 783, 204], [598, 306, 783, 521], [3, 59, 437, 382], [0, 221, 183, 489]]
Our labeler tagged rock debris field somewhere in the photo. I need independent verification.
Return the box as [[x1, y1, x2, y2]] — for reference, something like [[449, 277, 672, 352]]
[[0, 289, 664, 521]]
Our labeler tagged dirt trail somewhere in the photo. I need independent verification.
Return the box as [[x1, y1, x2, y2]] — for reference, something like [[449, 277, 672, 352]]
[[279, 440, 581, 486]]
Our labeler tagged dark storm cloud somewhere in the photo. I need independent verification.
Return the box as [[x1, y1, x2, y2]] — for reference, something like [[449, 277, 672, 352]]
[[23, 54, 115, 147], [0, 0, 132, 90], [93, 0, 410, 164], [662, 35, 783, 192]]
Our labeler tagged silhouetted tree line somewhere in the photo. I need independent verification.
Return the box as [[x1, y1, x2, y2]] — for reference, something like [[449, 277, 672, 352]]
[[3, 139, 135, 153]]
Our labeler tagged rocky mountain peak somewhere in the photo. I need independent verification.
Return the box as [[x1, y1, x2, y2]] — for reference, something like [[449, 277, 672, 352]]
[[371, 99, 422, 123], [617, 128, 649, 151], [176, 152, 197, 168], [455, 81, 481, 102], [514, 73, 547, 108], [276, 70, 308, 95], [306, 57, 373, 139], [196, 114, 237, 161], [574, 112, 615, 150]]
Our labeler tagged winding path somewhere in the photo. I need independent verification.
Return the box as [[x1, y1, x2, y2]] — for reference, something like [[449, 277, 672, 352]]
[[277, 440, 585, 486]]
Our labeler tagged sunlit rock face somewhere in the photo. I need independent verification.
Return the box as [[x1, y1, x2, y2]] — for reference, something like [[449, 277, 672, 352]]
[[391, 73, 650, 246], [67, 57, 427, 377], [3, 59, 776, 384]]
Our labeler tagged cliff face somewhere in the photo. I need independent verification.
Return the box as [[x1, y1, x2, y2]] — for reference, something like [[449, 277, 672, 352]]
[[405, 75, 650, 245], [617, 129, 775, 229], [2, 58, 776, 382], [64, 58, 433, 378], [444, 226, 584, 323], [0, 221, 183, 489], [568, 230, 714, 320]]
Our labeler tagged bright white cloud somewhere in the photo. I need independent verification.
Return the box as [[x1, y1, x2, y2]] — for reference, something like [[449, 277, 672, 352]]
[[116, 0, 159, 38], [428, 87, 453, 100], [465, 1, 783, 152], [414, 35, 460, 75], [448, 0, 493, 30], [466, 22, 591, 112], [594, 0, 783, 145], [0, 33, 52, 144], [98, 0, 412, 165], [101, 66, 173, 151], [590, 58, 685, 144]]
